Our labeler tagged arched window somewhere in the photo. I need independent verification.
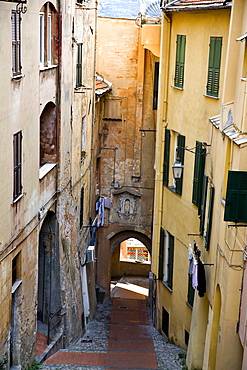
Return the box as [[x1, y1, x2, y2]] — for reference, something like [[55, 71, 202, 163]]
[[39, 2, 58, 67], [40, 102, 57, 166]]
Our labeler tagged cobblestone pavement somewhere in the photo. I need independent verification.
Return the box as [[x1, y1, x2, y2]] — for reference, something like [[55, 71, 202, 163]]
[[40, 295, 187, 370]]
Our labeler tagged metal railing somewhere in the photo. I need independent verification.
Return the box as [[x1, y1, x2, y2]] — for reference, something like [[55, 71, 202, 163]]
[[47, 307, 67, 348]]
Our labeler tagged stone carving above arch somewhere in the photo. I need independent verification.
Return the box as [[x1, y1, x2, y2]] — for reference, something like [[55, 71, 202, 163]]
[[113, 188, 141, 221]]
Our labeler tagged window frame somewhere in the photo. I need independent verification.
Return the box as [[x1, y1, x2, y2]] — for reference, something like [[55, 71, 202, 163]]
[[12, 10, 22, 76], [175, 134, 185, 195], [76, 43, 83, 88], [174, 35, 186, 89], [192, 141, 206, 209], [163, 129, 170, 187], [158, 228, 174, 290], [80, 187, 84, 229], [153, 62, 159, 110], [224, 171, 247, 223], [13, 131, 22, 201]]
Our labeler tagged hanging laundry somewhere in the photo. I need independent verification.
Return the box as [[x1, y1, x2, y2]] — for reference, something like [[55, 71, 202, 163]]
[[192, 259, 198, 289], [197, 261, 206, 297], [188, 245, 194, 275], [96, 197, 105, 226]]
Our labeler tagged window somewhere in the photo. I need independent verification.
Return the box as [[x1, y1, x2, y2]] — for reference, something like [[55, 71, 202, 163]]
[[175, 134, 185, 195], [39, 3, 58, 67], [153, 62, 159, 110], [103, 99, 122, 121], [184, 330, 190, 346], [187, 274, 195, 307], [76, 44, 83, 88], [206, 37, 222, 97], [158, 228, 174, 290], [174, 35, 186, 89], [224, 171, 247, 223], [199, 174, 209, 236], [12, 253, 21, 285], [192, 141, 206, 209], [40, 102, 57, 166], [12, 11, 21, 76], [13, 131, 22, 201], [163, 129, 170, 186], [81, 117, 86, 158], [162, 307, 169, 337], [80, 187, 84, 228], [205, 184, 214, 250]]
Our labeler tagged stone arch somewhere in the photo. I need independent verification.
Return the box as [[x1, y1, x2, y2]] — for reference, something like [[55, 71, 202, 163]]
[[108, 227, 152, 255], [40, 102, 57, 166]]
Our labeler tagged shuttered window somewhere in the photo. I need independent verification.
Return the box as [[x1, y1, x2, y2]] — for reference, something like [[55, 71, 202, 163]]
[[205, 184, 214, 250], [13, 131, 22, 201], [224, 171, 247, 223], [80, 187, 84, 228], [158, 227, 165, 281], [199, 174, 208, 236], [192, 141, 206, 208], [166, 233, 174, 290], [76, 44, 83, 88], [153, 62, 159, 110], [163, 129, 170, 186], [175, 134, 185, 195], [187, 274, 194, 307], [206, 37, 222, 97], [174, 35, 186, 89], [12, 11, 21, 76]]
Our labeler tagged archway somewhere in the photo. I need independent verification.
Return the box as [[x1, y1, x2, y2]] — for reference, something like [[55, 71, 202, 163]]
[[37, 211, 61, 337], [109, 230, 152, 300]]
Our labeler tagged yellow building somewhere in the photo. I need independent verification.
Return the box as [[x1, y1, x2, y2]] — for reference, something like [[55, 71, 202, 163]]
[[152, 0, 247, 368]]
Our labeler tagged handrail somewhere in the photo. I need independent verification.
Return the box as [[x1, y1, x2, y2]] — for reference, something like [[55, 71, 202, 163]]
[[47, 307, 67, 348]]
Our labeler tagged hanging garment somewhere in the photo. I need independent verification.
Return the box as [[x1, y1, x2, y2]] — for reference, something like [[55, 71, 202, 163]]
[[188, 247, 194, 275], [197, 261, 206, 298], [96, 197, 105, 226], [192, 260, 198, 289]]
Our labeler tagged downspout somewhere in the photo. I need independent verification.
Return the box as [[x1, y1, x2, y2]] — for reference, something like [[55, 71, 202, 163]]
[[152, 10, 171, 328]]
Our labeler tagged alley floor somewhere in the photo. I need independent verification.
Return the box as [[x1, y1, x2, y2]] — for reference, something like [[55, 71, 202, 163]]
[[39, 278, 186, 370]]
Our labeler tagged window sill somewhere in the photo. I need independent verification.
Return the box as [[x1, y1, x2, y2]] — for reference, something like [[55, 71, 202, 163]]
[[162, 281, 173, 292], [12, 279, 22, 293], [39, 64, 58, 72], [220, 199, 226, 206], [172, 86, 183, 91], [12, 193, 24, 205], [12, 74, 25, 81], [39, 162, 57, 179], [204, 94, 219, 100], [186, 300, 193, 309]]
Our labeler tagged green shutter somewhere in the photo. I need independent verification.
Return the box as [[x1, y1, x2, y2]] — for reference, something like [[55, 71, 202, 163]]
[[206, 37, 222, 97], [174, 35, 186, 89], [175, 134, 185, 195], [224, 171, 247, 223], [153, 62, 159, 110], [158, 227, 165, 281], [187, 274, 195, 307], [163, 129, 170, 186], [167, 233, 174, 289], [192, 141, 206, 208], [199, 174, 208, 236], [205, 184, 214, 250]]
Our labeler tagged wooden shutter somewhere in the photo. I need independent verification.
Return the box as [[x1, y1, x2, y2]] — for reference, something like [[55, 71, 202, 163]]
[[167, 233, 174, 289], [153, 62, 159, 110], [80, 187, 84, 228], [224, 171, 247, 223], [163, 129, 170, 186], [199, 174, 208, 236], [174, 35, 186, 89], [175, 134, 185, 195], [76, 44, 83, 87], [192, 141, 206, 208], [12, 11, 21, 75], [158, 227, 165, 281], [187, 274, 195, 307], [205, 184, 214, 250], [206, 37, 222, 97], [13, 131, 22, 200]]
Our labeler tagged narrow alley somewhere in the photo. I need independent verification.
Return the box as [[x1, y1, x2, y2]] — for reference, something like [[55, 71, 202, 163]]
[[39, 278, 186, 370]]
